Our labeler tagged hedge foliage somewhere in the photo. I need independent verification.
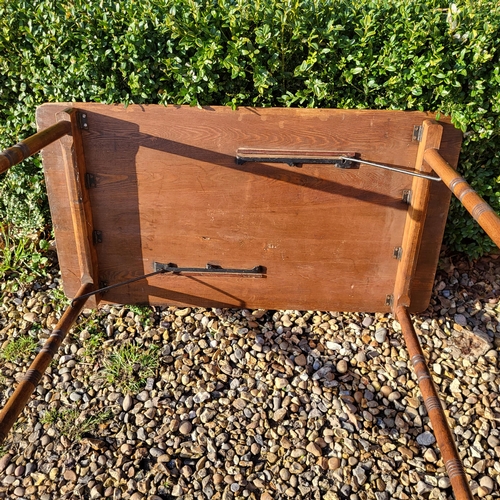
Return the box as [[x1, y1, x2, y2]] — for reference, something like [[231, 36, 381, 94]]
[[1, 0, 499, 257]]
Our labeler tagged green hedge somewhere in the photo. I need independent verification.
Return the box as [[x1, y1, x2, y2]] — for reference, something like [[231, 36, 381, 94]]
[[1, 0, 499, 257]]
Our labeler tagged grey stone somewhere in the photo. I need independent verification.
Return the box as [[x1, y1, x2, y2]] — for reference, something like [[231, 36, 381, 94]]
[[416, 481, 433, 495], [375, 328, 387, 343], [353, 465, 367, 486], [416, 431, 436, 446], [454, 314, 468, 326], [362, 316, 373, 327]]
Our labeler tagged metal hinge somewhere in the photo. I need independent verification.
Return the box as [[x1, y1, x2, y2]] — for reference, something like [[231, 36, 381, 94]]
[[402, 190, 412, 204], [412, 125, 423, 142], [78, 112, 89, 130], [93, 230, 102, 244], [85, 173, 96, 189], [385, 295, 394, 307], [393, 247, 403, 260]]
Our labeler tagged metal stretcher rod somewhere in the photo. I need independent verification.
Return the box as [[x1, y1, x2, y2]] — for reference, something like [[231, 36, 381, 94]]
[[0, 120, 72, 174], [0, 283, 92, 445], [395, 307, 473, 500], [425, 148, 500, 248]]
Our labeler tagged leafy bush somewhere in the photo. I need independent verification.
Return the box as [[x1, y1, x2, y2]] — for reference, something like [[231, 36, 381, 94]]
[[0, 0, 499, 257]]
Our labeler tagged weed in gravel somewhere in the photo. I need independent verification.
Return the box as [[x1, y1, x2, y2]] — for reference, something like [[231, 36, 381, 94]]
[[102, 343, 159, 394], [49, 286, 69, 313], [1, 335, 37, 362], [41, 408, 113, 440], [127, 304, 152, 317], [127, 304, 154, 326], [83, 330, 105, 359]]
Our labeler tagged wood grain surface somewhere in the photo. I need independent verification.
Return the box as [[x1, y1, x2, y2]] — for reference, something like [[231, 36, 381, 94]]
[[36, 104, 462, 312]]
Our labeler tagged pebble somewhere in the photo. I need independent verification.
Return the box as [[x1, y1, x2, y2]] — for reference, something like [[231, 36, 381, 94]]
[[63, 470, 77, 482], [171, 484, 183, 496], [294, 354, 307, 366], [179, 421, 193, 435], [479, 476, 494, 494], [328, 457, 341, 470], [0, 454, 12, 473], [416, 431, 436, 446], [306, 442, 322, 457], [336, 359, 348, 374], [122, 395, 134, 411], [375, 328, 387, 343], [23, 312, 38, 323], [353, 465, 367, 486]]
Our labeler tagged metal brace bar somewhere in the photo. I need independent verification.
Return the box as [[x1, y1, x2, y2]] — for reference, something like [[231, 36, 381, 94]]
[[340, 157, 441, 181]]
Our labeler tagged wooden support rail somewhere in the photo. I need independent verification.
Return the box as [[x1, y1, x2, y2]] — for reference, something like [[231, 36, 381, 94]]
[[393, 119, 443, 310], [425, 148, 500, 248], [0, 283, 92, 445], [395, 307, 473, 500], [0, 120, 71, 174]]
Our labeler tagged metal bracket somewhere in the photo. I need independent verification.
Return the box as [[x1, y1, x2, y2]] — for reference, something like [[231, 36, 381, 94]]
[[93, 230, 103, 244], [235, 149, 357, 169], [77, 112, 89, 131], [393, 247, 403, 260], [154, 262, 265, 276], [402, 190, 412, 204], [385, 295, 394, 307], [85, 173, 97, 189], [412, 125, 423, 142]]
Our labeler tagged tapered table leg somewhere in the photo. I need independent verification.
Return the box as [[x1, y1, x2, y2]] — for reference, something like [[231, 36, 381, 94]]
[[0, 282, 92, 444], [395, 306, 473, 500]]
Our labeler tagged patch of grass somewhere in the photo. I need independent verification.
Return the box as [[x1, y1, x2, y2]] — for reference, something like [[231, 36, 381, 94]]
[[102, 343, 159, 393], [127, 305, 152, 317], [41, 408, 113, 440], [0, 227, 49, 291], [0, 445, 7, 458], [1, 335, 37, 362]]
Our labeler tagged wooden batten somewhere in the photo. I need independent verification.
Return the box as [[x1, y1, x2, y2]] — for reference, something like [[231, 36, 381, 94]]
[[392, 120, 443, 311], [56, 109, 99, 306]]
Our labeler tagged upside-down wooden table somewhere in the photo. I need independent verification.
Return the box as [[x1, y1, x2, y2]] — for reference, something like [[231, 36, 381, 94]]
[[2, 104, 499, 499]]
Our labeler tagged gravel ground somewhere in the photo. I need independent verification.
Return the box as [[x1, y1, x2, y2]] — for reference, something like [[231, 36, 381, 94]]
[[0, 252, 499, 500]]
